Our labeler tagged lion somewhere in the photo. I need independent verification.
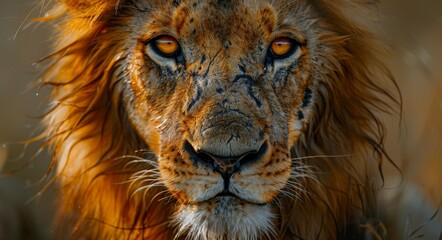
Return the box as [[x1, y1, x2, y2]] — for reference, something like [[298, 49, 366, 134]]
[[38, 0, 411, 239]]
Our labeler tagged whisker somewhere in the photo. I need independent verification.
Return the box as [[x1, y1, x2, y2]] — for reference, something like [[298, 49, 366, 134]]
[[291, 153, 352, 161]]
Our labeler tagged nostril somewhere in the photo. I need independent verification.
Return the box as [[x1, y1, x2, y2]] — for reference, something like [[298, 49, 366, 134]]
[[183, 141, 215, 168], [183, 141, 269, 174], [237, 142, 268, 167]]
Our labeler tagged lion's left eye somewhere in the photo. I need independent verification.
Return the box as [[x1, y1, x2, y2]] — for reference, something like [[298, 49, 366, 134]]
[[268, 37, 298, 59], [151, 35, 181, 58]]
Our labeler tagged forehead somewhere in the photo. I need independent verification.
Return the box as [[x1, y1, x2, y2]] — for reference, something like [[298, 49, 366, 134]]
[[140, 0, 306, 43]]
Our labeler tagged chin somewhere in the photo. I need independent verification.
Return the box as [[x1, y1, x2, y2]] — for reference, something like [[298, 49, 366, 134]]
[[174, 196, 276, 240]]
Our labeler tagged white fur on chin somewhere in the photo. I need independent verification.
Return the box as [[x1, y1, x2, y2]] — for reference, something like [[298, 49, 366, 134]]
[[174, 197, 276, 240]]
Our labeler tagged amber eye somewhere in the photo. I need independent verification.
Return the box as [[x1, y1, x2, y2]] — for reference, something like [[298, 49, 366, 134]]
[[269, 37, 297, 59], [151, 35, 181, 57]]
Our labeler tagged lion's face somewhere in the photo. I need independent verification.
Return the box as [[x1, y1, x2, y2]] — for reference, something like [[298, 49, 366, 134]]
[[120, 0, 318, 238], [43, 0, 399, 238]]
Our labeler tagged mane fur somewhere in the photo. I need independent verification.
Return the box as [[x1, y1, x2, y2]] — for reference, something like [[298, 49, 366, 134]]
[[39, 0, 400, 239]]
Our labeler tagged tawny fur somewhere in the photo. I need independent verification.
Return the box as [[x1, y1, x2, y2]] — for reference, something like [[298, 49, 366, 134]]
[[40, 0, 401, 239]]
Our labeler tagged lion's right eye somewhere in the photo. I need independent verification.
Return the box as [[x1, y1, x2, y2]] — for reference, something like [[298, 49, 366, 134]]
[[150, 35, 181, 58]]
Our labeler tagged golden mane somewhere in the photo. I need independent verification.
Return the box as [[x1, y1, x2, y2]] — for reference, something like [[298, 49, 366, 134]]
[[40, 0, 400, 239]]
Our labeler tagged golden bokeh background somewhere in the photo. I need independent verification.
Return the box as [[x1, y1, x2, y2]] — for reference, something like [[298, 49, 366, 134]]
[[0, 0, 441, 239]]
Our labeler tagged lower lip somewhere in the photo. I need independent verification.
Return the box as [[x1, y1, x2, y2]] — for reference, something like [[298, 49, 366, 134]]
[[213, 195, 267, 206], [215, 192, 236, 197]]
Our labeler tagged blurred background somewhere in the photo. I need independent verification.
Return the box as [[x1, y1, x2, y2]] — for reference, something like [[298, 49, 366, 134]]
[[0, 0, 441, 239], [0, 1, 55, 239]]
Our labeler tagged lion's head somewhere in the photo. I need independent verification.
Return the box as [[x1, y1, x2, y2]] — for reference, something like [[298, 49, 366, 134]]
[[41, 0, 398, 239]]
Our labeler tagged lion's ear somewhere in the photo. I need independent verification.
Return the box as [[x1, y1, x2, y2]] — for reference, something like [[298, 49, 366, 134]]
[[61, 0, 123, 15]]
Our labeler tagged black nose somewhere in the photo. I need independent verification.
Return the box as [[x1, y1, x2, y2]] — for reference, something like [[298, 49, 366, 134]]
[[183, 141, 268, 178]]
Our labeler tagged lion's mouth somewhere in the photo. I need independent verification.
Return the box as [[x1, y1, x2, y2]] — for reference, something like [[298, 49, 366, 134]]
[[214, 189, 266, 205], [180, 140, 271, 206], [215, 190, 236, 198], [192, 195, 267, 209], [191, 190, 266, 207]]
